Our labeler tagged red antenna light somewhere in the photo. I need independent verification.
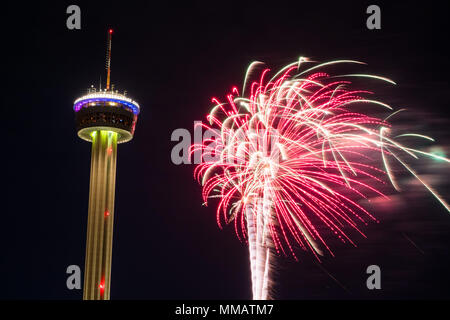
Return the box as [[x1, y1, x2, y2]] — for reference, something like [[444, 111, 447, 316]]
[[109, 29, 113, 34]]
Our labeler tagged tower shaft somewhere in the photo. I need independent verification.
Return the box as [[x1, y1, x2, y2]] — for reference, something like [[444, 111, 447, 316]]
[[83, 130, 118, 300]]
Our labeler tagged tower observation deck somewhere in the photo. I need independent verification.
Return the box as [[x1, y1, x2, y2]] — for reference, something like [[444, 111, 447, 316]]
[[73, 29, 140, 300]]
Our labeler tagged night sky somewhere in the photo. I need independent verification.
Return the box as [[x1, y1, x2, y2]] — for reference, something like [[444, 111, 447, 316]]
[[2, 1, 450, 299]]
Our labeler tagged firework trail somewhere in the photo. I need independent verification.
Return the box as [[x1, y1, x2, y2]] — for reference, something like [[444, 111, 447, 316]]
[[191, 58, 449, 299]]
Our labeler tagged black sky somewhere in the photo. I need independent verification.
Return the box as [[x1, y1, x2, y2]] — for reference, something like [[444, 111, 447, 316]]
[[2, 1, 450, 299]]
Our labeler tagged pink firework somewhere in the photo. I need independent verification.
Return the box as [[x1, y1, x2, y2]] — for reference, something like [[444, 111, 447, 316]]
[[191, 58, 449, 299]]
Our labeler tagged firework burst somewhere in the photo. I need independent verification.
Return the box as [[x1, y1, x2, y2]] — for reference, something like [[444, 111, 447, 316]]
[[191, 58, 449, 299]]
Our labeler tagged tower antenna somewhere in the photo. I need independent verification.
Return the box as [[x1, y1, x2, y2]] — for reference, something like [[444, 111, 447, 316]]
[[106, 29, 113, 90]]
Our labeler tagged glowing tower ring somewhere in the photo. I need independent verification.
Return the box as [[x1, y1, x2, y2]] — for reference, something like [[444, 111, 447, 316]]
[[74, 91, 140, 143]]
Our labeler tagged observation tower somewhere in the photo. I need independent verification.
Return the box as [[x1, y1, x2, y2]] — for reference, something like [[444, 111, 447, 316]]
[[73, 29, 140, 300]]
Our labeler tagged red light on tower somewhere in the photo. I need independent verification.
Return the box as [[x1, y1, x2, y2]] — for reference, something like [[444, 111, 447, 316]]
[[99, 278, 105, 296], [109, 29, 113, 34]]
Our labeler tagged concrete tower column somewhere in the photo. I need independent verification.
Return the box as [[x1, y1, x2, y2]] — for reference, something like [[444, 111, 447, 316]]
[[83, 130, 118, 300]]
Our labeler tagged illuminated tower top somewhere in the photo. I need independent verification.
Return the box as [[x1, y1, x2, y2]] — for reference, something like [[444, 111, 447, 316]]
[[73, 29, 140, 144]]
